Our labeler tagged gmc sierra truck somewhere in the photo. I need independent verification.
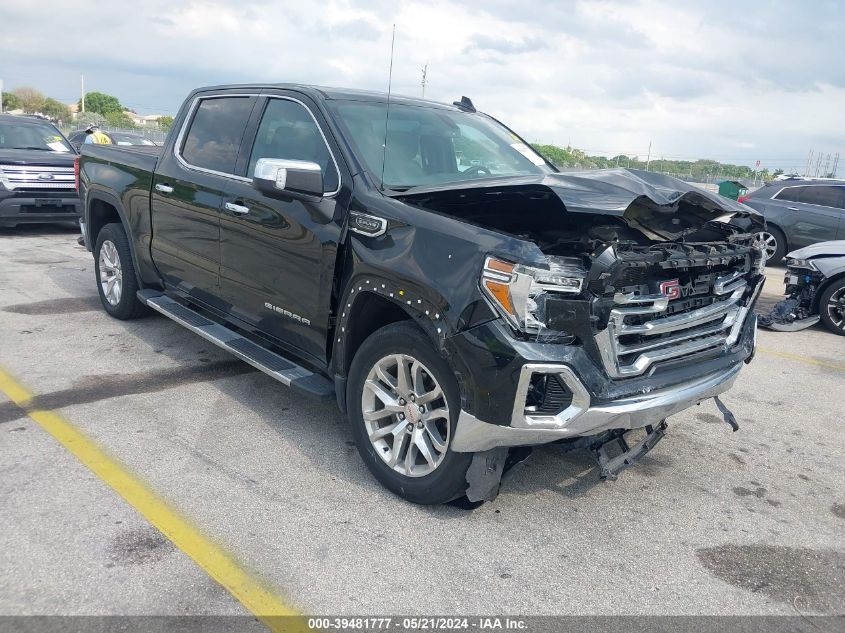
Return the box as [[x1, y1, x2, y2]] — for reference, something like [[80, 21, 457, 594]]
[[78, 84, 765, 504]]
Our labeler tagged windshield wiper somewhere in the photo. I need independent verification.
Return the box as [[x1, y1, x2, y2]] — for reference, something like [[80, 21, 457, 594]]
[[9, 146, 53, 151]]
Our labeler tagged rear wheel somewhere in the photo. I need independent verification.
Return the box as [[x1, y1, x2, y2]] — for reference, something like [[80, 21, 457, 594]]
[[756, 226, 786, 265], [94, 223, 149, 320], [347, 322, 471, 504], [819, 279, 845, 336]]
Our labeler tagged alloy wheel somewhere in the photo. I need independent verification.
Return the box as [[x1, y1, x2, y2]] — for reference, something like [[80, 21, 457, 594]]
[[98, 240, 123, 306], [755, 231, 778, 261], [827, 287, 845, 331], [361, 353, 450, 477]]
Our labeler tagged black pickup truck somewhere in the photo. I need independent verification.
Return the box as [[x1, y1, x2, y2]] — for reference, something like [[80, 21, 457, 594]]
[[79, 84, 765, 504], [1, 114, 80, 227]]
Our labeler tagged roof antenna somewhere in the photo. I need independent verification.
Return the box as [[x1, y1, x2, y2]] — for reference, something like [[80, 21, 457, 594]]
[[380, 23, 396, 191]]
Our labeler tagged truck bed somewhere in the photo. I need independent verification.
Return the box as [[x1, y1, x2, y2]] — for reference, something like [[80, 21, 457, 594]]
[[80, 143, 162, 172]]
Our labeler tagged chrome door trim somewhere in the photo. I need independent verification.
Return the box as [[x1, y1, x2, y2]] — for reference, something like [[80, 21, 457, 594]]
[[172, 93, 258, 184], [256, 93, 343, 198]]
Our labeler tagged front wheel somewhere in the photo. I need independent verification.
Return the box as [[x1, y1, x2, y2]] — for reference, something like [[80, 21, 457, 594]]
[[756, 227, 786, 265], [819, 279, 845, 336], [347, 322, 471, 504]]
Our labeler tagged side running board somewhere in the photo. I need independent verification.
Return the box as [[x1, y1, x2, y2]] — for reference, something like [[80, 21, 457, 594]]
[[138, 290, 334, 400]]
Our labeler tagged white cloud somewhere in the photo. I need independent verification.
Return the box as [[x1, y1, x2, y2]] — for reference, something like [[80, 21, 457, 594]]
[[1, 0, 842, 171]]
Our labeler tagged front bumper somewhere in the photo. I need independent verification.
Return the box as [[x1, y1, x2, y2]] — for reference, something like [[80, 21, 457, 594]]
[[446, 279, 760, 452], [452, 360, 743, 452], [0, 191, 80, 225]]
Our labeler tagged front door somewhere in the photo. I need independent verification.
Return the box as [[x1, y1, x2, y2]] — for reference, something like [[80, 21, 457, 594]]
[[150, 94, 256, 305], [219, 94, 345, 365], [773, 184, 844, 248]]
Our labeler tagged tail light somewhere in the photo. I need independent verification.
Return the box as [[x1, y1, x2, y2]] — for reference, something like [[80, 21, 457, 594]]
[[737, 194, 750, 203], [74, 156, 80, 192]]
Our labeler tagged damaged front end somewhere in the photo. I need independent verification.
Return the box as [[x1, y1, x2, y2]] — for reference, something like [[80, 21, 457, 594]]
[[758, 241, 845, 334], [396, 169, 766, 500], [758, 265, 822, 331], [398, 171, 766, 379]]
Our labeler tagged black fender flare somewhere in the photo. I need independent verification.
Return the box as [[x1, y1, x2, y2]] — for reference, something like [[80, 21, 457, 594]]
[[85, 188, 145, 288], [330, 274, 451, 374]]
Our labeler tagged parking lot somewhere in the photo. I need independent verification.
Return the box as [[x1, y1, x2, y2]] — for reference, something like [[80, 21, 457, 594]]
[[1, 225, 843, 621]]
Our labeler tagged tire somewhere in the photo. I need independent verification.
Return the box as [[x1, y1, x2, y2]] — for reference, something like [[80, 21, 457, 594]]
[[818, 279, 845, 336], [94, 223, 149, 320], [346, 321, 472, 504], [756, 226, 786, 265]]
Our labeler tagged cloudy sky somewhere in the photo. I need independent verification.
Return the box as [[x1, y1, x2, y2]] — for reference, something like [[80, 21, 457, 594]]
[[2, 0, 843, 171]]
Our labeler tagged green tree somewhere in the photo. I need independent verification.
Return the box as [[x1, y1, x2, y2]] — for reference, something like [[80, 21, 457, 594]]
[[13, 86, 46, 114], [532, 143, 575, 167], [1, 91, 22, 111], [42, 98, 70, 122], [104, 110, 136, 129], [76, 112, 107, 128], [80, 91, 124, 116], [157, 115, 175, 132]]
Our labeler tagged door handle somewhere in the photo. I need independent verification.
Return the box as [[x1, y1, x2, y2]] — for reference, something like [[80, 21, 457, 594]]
[[787, 206, 799, 211], [155, 183, 174, 194], [225, 202, 250, 215]]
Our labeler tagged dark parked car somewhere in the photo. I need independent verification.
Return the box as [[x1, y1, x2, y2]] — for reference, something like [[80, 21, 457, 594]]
[[741, 178, 845, 264], [759, 240, 845, 335], [0, 114, 80, 228], [79, 84, 765, 504], [67, 130, 159, 151]]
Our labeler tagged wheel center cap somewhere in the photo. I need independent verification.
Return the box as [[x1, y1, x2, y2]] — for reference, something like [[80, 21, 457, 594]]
[[405, 402, 421, 424]]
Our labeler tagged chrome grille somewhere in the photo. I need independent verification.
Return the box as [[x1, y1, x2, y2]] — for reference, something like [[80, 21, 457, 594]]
[[0, 164, 75, 190], [596, 270, 757, 378]]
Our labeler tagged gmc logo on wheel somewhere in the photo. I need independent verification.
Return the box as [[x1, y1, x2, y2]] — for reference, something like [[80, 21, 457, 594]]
[[659, 279, 681, 300]]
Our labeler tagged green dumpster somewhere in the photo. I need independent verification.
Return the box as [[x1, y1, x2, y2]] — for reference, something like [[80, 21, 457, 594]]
[[718, 180, 748, 201]]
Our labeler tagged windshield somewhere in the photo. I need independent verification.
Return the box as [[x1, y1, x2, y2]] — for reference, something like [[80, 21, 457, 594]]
[[0, 121, 72, 152], [328, 100, 551, 190], [110, 134, 156, 146]]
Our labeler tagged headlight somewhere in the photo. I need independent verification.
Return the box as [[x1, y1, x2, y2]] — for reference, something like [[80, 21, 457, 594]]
[[481, 255, 585, 334], [787, 258, 817, 271], [0, 169, 10, 190]]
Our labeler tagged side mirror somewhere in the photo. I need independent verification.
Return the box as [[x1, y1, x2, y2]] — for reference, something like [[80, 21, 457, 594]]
[[253, 158, 323, 198]]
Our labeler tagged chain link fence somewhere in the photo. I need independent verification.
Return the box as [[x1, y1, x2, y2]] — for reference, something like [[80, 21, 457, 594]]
[[59, 123, 169, 145]]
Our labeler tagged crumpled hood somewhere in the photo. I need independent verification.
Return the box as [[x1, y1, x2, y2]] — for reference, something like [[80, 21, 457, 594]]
[[787, 240, 845, 259], [394, 168, 759, 218]]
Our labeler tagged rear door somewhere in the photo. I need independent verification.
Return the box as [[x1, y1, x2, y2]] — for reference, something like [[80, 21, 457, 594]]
[[773, 185, 842, 247], [218, 93, 346, 365], [150, 94, 257, 307]]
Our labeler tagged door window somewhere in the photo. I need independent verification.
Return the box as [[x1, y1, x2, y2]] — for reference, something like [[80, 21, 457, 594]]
[[248, 98, 339, 192], [180, 97, 254, 174], [775, 186, 805, 203], [799, 185, 845, 209]]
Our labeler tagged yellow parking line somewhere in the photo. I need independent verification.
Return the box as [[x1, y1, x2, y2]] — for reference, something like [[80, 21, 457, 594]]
[[758, 347, 845, 372], [0, 366, 301, 632]]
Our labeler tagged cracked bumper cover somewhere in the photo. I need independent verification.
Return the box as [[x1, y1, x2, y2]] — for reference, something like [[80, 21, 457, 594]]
[[451, 361, 743, 452], [447, 291, 759, 453]]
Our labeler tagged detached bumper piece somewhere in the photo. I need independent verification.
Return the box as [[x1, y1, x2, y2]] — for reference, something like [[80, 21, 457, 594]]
[[592, 420, 668, 480], [758, 297, 820, 332]]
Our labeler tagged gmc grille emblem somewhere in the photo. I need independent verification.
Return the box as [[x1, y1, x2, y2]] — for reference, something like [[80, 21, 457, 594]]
[[659, 279, 681, 300]]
